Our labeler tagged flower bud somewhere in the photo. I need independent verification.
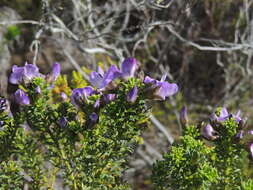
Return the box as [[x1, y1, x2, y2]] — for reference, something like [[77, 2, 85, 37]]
[[86, 112, 99, 129], [89, 112, 98, 123], [102, 94, 116, 104], [143, 76, 178, 100], [180, 106, 188, 126], [120, 58, 138, 79], [201, 124, 218, 140], [14, 89, 30, 105], [58, 117, 68, 128], [126, 86, 138, 103], [46, 63, 61, 83]]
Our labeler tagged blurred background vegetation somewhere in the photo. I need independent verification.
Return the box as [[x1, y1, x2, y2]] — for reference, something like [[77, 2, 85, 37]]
[[1, 0, 253, 189]]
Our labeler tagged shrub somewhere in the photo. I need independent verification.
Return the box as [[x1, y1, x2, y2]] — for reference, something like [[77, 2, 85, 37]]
[[0, 59, 178, 189], [152, 107, 253, 190]]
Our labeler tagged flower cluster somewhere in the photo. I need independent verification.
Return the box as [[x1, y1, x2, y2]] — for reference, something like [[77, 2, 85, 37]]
[[179, 106, 253, 158], [70, 57, 178, 122], [205, 108, 243, 140], [3, 57, 253, 190], [9, 59, 179, 129], [153, 107, 253, 190], [10, 63, 60, 105], [89, 57, 178, 99], [3, 58, 179, 189]]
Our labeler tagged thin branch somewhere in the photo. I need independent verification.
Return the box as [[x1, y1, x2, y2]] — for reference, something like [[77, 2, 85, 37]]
[[149, 114, 174, 144]]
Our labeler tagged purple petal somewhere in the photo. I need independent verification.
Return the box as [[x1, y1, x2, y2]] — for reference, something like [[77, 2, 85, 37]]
[[127, 86, 138, 103], [143, 76, 156, 84], [202, 124, 216, 140], [219, 107, 229, 119], [154, 82, 178, 100], [10, 63, 41, 85], [9, 65, 25, 84], [70, 86, 95, 107], [51, 63, 61, 81], [121, 58, 138, 79], [102, 94, 116, 104], [248, 130, 253, 135], [89, 71, 104, 88], [97, 66, 104, 76], [233, 110, 241, 123], [100, 65, 121, 89], [24, 64, 40, 80], [15, 89, 30, 105], [82, 86, 95, 96], [71, 89, 83, 107]]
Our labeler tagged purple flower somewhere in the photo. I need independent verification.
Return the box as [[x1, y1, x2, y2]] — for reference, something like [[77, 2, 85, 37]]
[[126, 86, 138, 103], [89, 71, 104, 88], [89, 112, 98, 122], [233, 110, 242, 123], [89, 58, 138, 89], [143, 76, 156, 84], [14, 89, 30, 105], [102, 94, 116, 104], [143, 76, 178, 100], [216, 108, 230, 122], [90, 65, 121, 89], [70, 87, 95, 107], [46, 63, 61, 82], [121, 58, 138, 79], [180, 106, 188, 126], [211, 107, 242, 123], [58, 117, 68, 128], [51, 63, 61, 81], [9, 63, 40, 85], [201, 124, 218, 140], [248, 130, 253, 135]]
